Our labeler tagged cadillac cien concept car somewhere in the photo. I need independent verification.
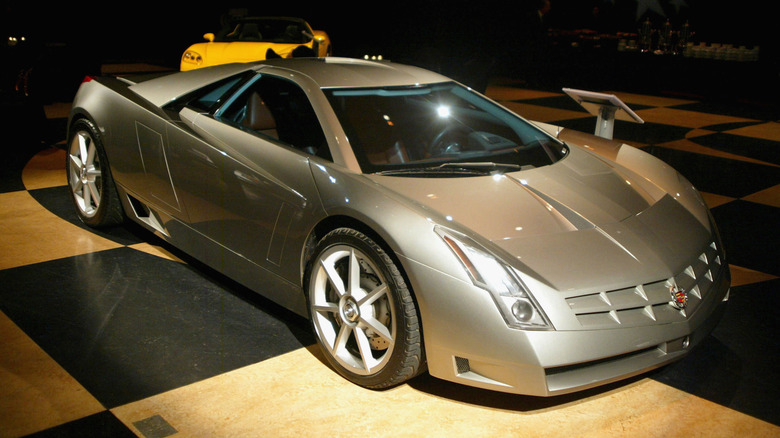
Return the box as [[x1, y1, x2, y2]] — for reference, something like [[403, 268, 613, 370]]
[[66, 57, 729, 396]]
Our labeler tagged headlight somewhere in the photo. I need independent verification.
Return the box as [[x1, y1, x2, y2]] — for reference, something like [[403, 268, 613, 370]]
[[435, 226, 551, 330], [181, 50, 203, 66]]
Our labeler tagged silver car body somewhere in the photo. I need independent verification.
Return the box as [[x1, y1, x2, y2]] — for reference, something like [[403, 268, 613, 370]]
[[68, 57, 729, 396]]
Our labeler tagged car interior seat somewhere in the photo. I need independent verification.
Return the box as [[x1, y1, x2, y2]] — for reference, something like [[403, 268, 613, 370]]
[[239, 23, 262, 41], [242, 92, 278, 139]]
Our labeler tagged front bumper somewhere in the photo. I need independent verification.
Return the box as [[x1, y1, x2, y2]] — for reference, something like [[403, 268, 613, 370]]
[[402, 252, 730, 396]]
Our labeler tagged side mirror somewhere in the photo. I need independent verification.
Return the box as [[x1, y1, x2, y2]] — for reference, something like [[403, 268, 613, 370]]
[[203, 33, 215, 42]]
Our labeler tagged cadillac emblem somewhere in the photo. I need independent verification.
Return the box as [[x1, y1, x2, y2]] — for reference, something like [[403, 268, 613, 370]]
[[669, 285, 688, 310]]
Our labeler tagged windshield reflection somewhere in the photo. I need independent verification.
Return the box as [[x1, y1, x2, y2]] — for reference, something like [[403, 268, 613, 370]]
[[324, 82, 567, 176]]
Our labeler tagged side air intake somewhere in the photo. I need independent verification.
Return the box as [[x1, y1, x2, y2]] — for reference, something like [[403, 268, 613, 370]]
[[127, 195, 169, 236]]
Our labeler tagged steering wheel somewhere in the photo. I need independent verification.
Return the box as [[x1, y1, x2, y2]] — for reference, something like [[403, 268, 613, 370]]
[[428, 125, 471, 157]]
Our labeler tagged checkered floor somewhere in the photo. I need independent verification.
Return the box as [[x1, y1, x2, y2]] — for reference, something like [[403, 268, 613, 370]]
[[1, 79, 778, 437]]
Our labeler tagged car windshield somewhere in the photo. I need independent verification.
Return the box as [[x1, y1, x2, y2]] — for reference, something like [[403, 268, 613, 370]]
[[216, 18, 311, 44], [323, 82, 567, 176]]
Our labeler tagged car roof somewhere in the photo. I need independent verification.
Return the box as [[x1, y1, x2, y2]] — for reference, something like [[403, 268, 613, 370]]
[[257, 57, 452, 89], [130, 58, 453, 107]]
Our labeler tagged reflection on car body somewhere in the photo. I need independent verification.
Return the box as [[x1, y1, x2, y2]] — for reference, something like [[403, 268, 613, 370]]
[[66, 57, 729, 396]]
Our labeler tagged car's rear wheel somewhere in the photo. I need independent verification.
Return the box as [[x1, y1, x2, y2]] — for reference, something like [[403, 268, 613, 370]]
[[306, 228, 424, 388], [66, 119, 123, 227]]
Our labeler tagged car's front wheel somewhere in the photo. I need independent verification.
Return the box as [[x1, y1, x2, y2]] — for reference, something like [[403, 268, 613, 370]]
[[66, 119, 123, 227], [306, 228, 424, 388]]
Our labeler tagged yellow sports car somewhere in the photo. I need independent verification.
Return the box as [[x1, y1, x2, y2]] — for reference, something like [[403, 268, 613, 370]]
[[181, 16, 331, 71]]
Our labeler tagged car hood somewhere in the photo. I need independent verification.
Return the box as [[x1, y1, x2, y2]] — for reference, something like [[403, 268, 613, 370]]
[[367, 148, 712, 292], [198, 41, 307, 62]]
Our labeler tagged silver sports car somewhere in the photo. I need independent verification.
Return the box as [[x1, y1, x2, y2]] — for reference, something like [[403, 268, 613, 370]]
[[66, 57, 729, 396]]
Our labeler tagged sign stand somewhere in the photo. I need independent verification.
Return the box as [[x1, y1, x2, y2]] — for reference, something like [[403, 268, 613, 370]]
[[563, 88, 644, 140]]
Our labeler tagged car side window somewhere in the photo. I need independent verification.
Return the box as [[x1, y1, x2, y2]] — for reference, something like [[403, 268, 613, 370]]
[[218, 75, 332, 160], [167, 72, 253, 114], [189, 76, 245, 112]]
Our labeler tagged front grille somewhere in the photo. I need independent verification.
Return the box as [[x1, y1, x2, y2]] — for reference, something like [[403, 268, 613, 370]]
[[566, 241, 724, 329]]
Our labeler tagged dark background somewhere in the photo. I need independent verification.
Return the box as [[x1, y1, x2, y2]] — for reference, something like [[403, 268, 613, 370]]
[[4, 1, 773, 58], [3, 0, 778, 105]]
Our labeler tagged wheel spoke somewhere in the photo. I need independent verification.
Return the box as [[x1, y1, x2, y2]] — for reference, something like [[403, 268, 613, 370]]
[[358, 283, 387, 307], [86, 180, 101, 206], [81, 183, 92, 210], [68, 141, 83, 193], [86, 141, 96, 167], [333, 323, 351, 355], [78, 134, 90, 165], [69, 153, 83, 174], [313, 302, 338, 316], [359, 315, 393, 345], [70, 177, 83, 195], [354, 326, 377, 372], [321, 257, 347, 297], [348, 248, 361, 296]]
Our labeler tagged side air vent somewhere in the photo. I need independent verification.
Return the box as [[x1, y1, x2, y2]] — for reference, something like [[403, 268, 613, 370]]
[[455, 356, 471, 374], [127, 195, 169, 237]]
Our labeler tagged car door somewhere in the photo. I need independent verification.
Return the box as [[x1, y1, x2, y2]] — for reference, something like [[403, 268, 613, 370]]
[[165, 73, 329, 284]]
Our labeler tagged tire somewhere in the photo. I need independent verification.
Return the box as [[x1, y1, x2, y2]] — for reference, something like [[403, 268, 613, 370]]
[[66, 119, 124, 227], [306, 228, 424, 388]]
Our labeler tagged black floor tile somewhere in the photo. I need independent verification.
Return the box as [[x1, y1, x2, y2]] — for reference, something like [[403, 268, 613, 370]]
[[697, 121, 766, 133], [1, 105, 65, 194], [47, 118, 68, 145], [690, 132, 780, 165], [670, 101, 780, 123], [651, 278, 780, 426], [644, 146, 780, 199], [1, 143, 47, 194], [0, 247, 314, 408], [711, 200, 780, 277], [29, 185, 147, 246], [24, 411, 136, 438]]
